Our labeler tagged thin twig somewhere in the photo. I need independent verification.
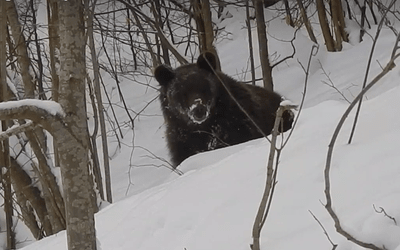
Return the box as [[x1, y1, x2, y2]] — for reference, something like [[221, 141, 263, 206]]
[[309, 210, 337, 249], [373, 205, 397, 225], [348, 0, 397, 144], [251, 105, 286, 250], [259, 149, 280, 228], [117, 0, 188, 65], [318, 60, 351, 103], [270, 27, 300, 68], [281, 44, 318, 148]]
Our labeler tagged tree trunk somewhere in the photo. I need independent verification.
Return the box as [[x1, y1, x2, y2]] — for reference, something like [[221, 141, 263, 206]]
[[7, 0, 66, 233], [316, 0, 336, 52], [366, 0, 377, 25], [152, 0, 171, 65], [0, 1, 15, 248], [47, 0, 61, 169], [0, 105, 98, 250], [86, 0, 111, 203], [246, 0, 256, 85], [25, 129, 66, 232], [359, 0, 367, 42], [252, 0, 273, 91], [58, 0, 97, 249], [297, 0, 317, 43], [0, 143, 15, 249], [191, 0, 220, 70], [283, 0, 294, 27], [331, 0, 348, 50], [6, 0, 35, 98], [336, 0, 348, 43], [10, 158, 51, 239]]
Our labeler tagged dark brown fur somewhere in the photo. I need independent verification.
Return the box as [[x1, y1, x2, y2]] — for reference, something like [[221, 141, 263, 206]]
[[154, 52, 293, 167]]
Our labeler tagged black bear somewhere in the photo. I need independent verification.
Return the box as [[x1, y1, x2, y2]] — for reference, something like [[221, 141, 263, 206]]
[[154, 52, 293, 168]]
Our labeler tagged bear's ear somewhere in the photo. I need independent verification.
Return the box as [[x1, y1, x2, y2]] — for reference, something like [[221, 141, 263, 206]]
[[197, 52, 218, 73], [154, 65, 175, 86]]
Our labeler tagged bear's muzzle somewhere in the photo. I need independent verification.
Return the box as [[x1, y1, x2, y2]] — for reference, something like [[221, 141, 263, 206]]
[[188, 100, 209, 124]]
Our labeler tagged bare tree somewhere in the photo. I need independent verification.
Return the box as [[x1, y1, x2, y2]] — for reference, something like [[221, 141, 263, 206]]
[[0, 0, 98, 249], [331, 0, 349, 50], [296, 0, 317, 43], [251, 44, 317, 250], [48, 0, 61, 169], [10, 157, 51, 239], [245, 0, 256, 85], [8, 0, 66, 234], [191, 0, 220, 69], [348, 0, 397, 144], [252, 0, 273, 91], [0, 1, 15, 248], [251, 106, 291, 250], [324, 31, 399, 249], [316, 0, 336, 51], [57, 0, 97, 248], [86, 0, 112, 204]]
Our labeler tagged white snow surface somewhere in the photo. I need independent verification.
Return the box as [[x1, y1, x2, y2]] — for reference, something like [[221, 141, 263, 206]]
[[5, 5, 400, 250]]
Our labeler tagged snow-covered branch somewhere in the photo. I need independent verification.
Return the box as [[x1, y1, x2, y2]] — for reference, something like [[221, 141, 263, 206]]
[[0, 121, 36, 141], [0, 100, 65, 133]]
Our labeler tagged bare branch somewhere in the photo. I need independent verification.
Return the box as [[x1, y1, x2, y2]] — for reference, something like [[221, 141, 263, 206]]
[[117, 0, 188, 65], [251, 105, 294, 250], [309, 210, 337, 249], [348, 0, 398, 144], [373, 205, 397, 225], [281, 44, 319, 149], [324, 32, 399, 250], [270, 28, 299, 69], [318, 60, 351, 103], [0, 101, 64, 132], [0, 121, 36, 141]]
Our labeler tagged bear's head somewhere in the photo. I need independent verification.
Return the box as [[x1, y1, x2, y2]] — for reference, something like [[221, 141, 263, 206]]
[[154, 52, 220, 125]]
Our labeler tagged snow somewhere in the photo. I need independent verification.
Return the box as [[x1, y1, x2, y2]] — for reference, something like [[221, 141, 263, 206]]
[[0, 99, 65, 117], [2, 3, 400, 250]]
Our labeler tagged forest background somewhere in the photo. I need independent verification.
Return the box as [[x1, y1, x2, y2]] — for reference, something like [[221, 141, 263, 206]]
[[0, 0, 399, 250]]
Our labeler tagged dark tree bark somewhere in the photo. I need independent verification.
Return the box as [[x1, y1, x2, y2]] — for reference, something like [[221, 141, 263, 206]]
[[0, 1, 15, 249], [246, 0, 256, 85], [6, 0, 35, 98], [283, 0, 294, 27], [316, 0, 336, 51], [191, 0, 221, 70], [252, 0, 273, 91], [366, 0, 377, 25], [47, 0, 61, 170], [7, 0, 66, 234], [10, 158, 52, 239], [331, 0, 348, 50], [360, 0, 367, 42], [152, 0, 171, 65], [297, 0, 317, 43]]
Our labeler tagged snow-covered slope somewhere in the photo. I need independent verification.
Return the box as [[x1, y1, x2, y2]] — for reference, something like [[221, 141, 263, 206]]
[[20, 84, 400, 250]]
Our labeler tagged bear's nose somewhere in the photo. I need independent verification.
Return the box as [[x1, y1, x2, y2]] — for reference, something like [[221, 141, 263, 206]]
[[189, 103, 209, 124], [193, 104, 207, 120]]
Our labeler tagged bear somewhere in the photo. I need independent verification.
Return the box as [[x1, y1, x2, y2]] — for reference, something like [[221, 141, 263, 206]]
[[154, 52, 294, 168]]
